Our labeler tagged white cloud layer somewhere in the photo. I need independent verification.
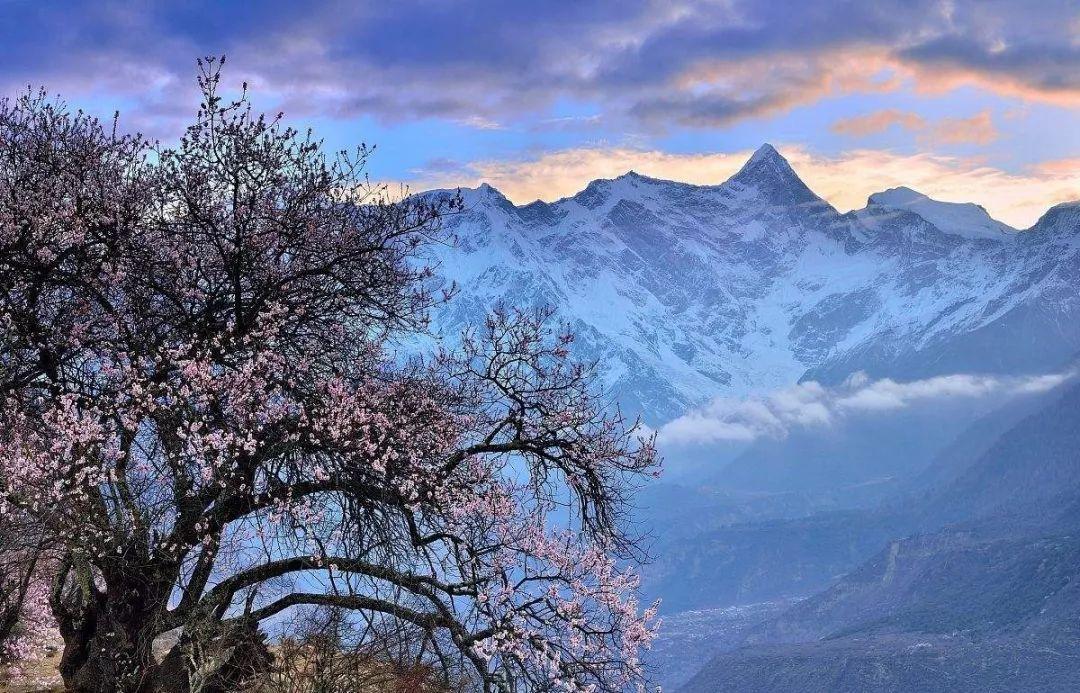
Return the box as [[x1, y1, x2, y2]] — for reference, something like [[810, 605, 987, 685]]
[[659, 370, 1074, 446]]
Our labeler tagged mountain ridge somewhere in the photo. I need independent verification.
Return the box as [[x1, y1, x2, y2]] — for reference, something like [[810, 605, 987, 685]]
[[422, 144, 1080, 422], [674, 378, 1080, 692], [444, 144, 1070, 234]]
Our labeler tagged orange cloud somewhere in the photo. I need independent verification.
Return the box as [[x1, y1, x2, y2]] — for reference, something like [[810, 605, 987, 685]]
[[833, 108, 999, 146], [1029, 157, 1080, 177], [832, 109, 926, 136], [929, 110, 998, 145], [904, 61, 1080, 109], [655, 48, 902, 126], [661, 45, 1080, 131]]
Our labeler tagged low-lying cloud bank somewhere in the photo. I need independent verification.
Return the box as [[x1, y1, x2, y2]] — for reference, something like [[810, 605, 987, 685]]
[[659, 370, 1075, 446]]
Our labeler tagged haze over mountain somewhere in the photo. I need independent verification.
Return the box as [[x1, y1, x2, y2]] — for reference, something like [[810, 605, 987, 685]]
[[679, 378, 1080, 692]]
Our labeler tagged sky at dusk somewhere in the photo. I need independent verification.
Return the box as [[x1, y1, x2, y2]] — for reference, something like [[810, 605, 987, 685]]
[[4, 0, 1080, 227]]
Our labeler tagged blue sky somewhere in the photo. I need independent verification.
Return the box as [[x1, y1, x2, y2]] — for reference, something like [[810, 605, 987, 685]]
[[3, 0, 1080, 226]]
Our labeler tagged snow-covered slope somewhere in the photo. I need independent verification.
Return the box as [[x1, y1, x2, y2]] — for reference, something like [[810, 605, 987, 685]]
[[865, 186, 1015, 240], [422, 145, 1080, 423]]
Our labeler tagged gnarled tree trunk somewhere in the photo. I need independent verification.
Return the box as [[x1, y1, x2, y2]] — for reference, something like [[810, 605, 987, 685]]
[[57, 586, 271, 693], [56, 581, 163, 693]]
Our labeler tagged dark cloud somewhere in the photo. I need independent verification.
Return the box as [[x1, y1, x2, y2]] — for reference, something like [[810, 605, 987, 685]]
[[0, 0, 1077, 134], [901, 37, 1080, 93], [411, 157, 474, 176], [630, 92, 794, 128]]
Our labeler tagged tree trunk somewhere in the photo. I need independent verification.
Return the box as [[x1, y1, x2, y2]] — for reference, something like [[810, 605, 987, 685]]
[[56, 583, 164, 693], [59, 601, 272, 692], [157, 618, 272, 693], [53, 556, 271, 693]]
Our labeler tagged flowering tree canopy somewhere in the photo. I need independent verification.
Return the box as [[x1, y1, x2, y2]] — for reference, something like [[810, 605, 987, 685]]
[[0, 59, 660, 693]]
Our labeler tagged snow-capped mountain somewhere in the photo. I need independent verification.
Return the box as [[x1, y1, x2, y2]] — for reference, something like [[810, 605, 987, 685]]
[[422, 145, 1080, 423], [864, 186, 1015, 240]]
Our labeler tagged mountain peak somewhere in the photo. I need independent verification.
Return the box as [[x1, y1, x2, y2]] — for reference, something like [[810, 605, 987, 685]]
[[868, 186, 926, 207], [457, 182, 518, 214], [866, 186, 1015, 239], [471, 182, 515, 204], [1030, 200, 1080, 237], [726, 143, 819, 206], [746, 143, 783, 166]]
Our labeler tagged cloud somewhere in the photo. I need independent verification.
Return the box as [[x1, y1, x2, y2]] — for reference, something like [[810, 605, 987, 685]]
[[404, 143, 1080, 228], [832, 109, 926, 137], [2, 1, 1080, 131], [832, 108, 997, 146], [455, 115, 505, 131], [1028, 157, 1080, 177], [628, 48, 900, 127], [928, 110, 998, 145], [658, 370, 1073, 446], [530, 114, 605, 132], [834, 373, 1005, 411]]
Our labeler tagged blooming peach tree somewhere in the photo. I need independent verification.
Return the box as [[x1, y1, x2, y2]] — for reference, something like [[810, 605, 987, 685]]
[[0, 60, 659, 693]]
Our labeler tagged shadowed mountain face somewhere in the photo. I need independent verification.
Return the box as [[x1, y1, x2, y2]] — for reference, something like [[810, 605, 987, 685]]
[[674, 380, 1080, 692], [424, 145, 1080, 424]]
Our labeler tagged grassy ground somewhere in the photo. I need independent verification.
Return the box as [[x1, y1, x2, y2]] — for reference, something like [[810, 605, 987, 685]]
[[1, 649, 64, 692], [0, 647, 452, 692]]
